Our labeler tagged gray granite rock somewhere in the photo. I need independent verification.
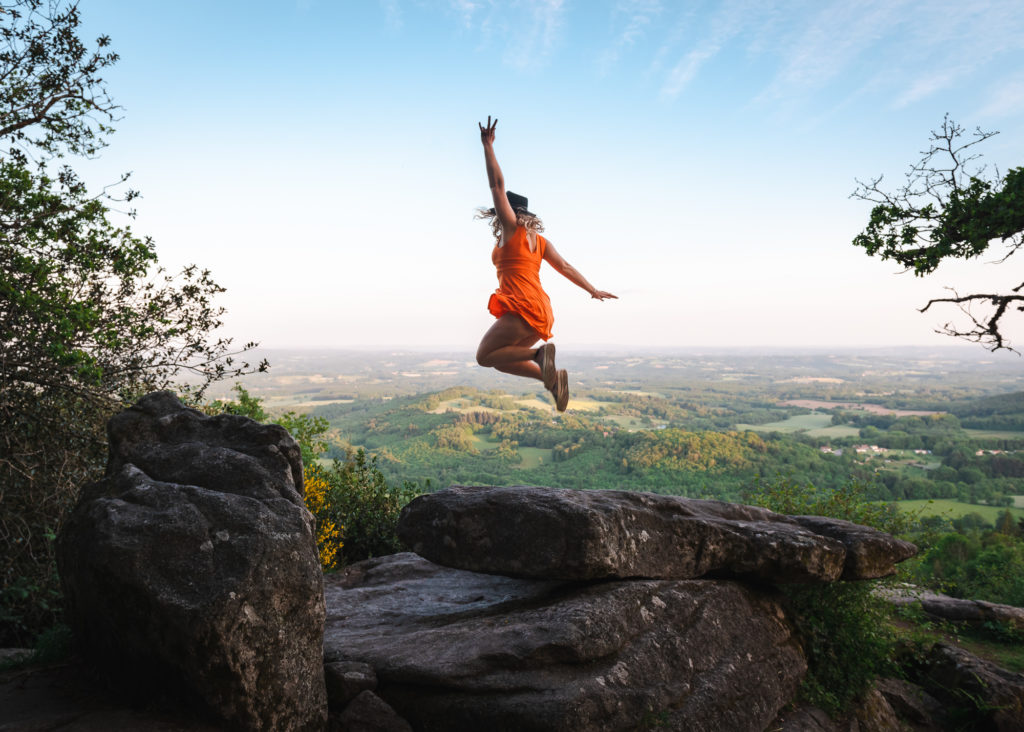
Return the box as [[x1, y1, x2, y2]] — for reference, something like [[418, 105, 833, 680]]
[[918, 643, 1024, 732], [323, 552, 805, 732], [397, 485, 916, 583], [874, 677, 946, 731], [335, 690, 413, 732], [880, 587, 1024, 630], [57, 391, 327, 731], [325, 660, 377, 709]]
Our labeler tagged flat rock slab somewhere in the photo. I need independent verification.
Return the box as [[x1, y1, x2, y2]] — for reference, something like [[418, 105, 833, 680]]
[[397, 485, 916, 583], [324, 553, 805, 732], [880, 587, 1024, 630]]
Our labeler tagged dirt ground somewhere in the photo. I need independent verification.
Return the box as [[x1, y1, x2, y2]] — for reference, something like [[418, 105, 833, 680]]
[[0, 658, 222, 731]]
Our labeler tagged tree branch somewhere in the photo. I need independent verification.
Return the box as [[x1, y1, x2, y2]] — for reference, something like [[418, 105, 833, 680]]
[[920, 285, 1024, 353]]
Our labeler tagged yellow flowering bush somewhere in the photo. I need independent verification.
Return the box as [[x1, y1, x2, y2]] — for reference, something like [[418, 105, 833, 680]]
[[303, 464, 344, 569]]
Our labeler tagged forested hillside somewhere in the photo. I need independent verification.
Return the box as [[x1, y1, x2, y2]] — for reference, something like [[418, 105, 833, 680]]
[[289, 352, 1024, 515]]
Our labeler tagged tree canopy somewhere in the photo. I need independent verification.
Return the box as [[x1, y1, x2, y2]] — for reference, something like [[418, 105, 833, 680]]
[[0, 0, 119, 164], [0, 0, 263, 645], [852, 115, 1024, 351]]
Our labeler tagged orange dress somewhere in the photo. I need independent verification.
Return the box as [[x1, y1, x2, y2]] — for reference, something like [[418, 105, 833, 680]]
[[487, 226, 554, 340]]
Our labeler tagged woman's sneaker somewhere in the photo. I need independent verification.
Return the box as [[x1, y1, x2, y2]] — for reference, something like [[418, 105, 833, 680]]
[[554, 369, 569, 412], [535, 343, 557, 391]]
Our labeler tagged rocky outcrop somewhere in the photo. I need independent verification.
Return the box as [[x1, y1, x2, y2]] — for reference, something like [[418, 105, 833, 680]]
[[874, 677, 947, 731], [57, 392, 327, 731], [881, 587, 1024, 630], [335, 690, 414, 732], [397, 485, 917, 583], [325, 660, 378, 709], [773, 679, 945, 731], [915, 643, 1024, 731], [324, 552, 805, 732], [789, 515, 917, 580], [52, 403, 929, 732]]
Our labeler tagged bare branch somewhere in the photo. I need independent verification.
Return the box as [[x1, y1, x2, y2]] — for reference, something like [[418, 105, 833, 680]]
[[919, 285, 1024, 353]]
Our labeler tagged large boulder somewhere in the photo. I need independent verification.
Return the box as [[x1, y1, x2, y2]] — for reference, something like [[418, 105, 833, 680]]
[[916, 643, 1024, 731], [874, 677, 947, 731], [323, 552, 806, 732], [57, 391, 327, 731], [397, 485, 916, 583], [771, 690, 903, 732]]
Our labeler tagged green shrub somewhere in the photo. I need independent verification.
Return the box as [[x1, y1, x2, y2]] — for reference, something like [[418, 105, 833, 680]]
[[778, 581, 896, 714], [1, 393, 108, 646], [744, 478, 906, 715], [318, 450, 419, 566]]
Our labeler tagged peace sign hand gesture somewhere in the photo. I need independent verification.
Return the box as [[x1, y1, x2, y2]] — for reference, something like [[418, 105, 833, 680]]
[[479, 115, 497, 146]]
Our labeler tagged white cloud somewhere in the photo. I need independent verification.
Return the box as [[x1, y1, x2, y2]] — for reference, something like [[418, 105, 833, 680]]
[[446, 0, 566, 71], [449, 0, 483, 29], [977, 73, 1024, 120], [753, 0, 1024, 111], [599, 0, 663, 72], [657, 0, 768, 99], [661, 45, 718, 98], [503, 0, 567, 70], [893, 70, 959, 109], [757, 0, 911, 103], [379, 0, 402, 29]]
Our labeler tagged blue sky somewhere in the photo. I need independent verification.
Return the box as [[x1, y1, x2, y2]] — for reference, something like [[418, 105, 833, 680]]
[[80, 1, 1024, 351]]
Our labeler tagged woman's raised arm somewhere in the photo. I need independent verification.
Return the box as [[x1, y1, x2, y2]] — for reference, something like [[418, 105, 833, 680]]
[[479, 116, 517, 230]]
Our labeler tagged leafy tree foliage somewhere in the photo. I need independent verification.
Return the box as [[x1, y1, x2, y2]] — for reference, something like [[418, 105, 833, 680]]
[[0, 0, 119, 164], [852, 115, 1024, 350], [745, 479, 907, 715], [0, 1, 262, 645], [913, 526, 1024, 607]]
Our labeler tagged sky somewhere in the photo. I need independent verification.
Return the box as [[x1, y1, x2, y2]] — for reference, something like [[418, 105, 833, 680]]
[[78, 0, 1024, 352]]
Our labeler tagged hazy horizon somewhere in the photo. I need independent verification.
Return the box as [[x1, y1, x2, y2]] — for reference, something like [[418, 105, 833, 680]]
[[240, 342, 1016, 359]]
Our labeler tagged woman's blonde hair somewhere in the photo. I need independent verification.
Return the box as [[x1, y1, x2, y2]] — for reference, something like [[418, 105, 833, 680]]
[[475, 208, 545, 245]]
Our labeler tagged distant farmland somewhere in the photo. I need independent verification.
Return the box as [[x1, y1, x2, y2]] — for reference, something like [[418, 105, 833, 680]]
[[780, 400, 939, 417], [736, 412, 860, 438]]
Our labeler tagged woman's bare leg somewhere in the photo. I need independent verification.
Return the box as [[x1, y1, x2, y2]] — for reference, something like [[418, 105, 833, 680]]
[[493, 332, 547, 379], [476, 314, 544, 381]]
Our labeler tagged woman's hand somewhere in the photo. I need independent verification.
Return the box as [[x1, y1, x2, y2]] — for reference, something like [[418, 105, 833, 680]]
[[479, 115, 497, 146], [591, 290, 618, 301]]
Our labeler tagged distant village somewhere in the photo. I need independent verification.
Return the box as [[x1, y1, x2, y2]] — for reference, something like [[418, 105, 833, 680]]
[[819, 445, 933, 457]]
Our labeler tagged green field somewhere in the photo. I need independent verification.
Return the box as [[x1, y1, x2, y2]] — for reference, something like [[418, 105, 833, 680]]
[[517, 446, 552, 469], [963, 428, 1024, 439], [896, 499, 1024, 523], [431, 398, 502, 415], [467, 433, 495, 451], [465, 433, 551, 468], [604, 414, 656, 430], [736, 412, 861, 438]]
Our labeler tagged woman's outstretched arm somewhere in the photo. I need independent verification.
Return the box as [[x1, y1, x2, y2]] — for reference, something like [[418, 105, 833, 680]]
[[479, 116, 517, 229], [543, 241, 618, 300]]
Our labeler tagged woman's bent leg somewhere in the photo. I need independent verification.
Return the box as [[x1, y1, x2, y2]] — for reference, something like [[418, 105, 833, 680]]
[[477, 314, 544, 381], [493, 357, 542, 379]]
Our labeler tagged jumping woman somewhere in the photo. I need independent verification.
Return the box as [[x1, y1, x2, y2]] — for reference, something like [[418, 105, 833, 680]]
[[475, 116, 617, 412]]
